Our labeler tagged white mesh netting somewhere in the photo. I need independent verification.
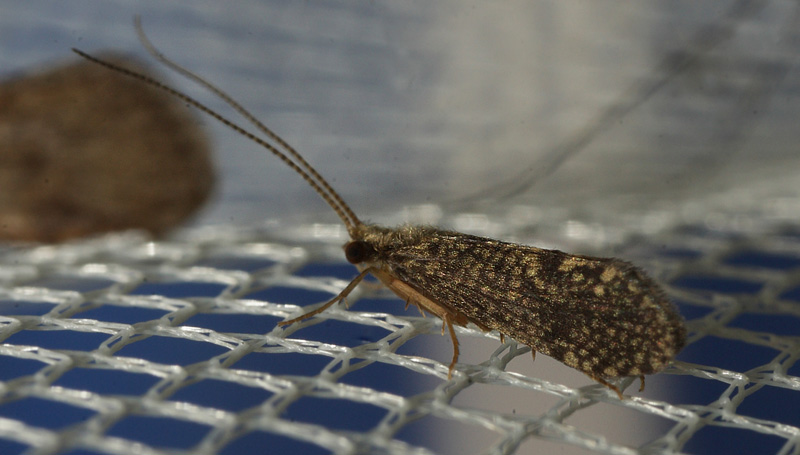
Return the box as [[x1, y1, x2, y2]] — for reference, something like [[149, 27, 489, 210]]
[[3, 1, 800, 454], [1, 203, 799, 454]]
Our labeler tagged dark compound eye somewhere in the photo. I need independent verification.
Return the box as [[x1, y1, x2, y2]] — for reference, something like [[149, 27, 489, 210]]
[[344, 240, 374, 264]]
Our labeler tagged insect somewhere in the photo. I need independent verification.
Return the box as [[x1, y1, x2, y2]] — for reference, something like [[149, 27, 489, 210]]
[[74, 22, 686, 398], [0, 54, 212, 242]]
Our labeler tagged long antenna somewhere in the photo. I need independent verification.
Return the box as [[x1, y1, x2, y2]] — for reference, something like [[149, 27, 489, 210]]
[[72, 38, 361, 235], [130, 17, 361, 231]]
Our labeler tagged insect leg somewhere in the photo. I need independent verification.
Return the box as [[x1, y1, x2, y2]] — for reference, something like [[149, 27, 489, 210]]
[[278, 267, 373, 326], [443, 314, 460, 379], [368, 268, 468, 378], [591, 375, 624, 400], [406, 298, 427, 317]]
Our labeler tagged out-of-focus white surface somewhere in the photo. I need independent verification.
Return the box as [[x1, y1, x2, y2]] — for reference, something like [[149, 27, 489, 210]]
[[4, 1, 798, 232]]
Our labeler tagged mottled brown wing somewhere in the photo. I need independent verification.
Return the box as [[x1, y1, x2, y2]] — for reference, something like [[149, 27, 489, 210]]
[[384, 230, 685, 380]]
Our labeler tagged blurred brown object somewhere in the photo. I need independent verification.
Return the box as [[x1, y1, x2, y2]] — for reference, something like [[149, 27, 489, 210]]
[[0, 53, 215, 243]]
